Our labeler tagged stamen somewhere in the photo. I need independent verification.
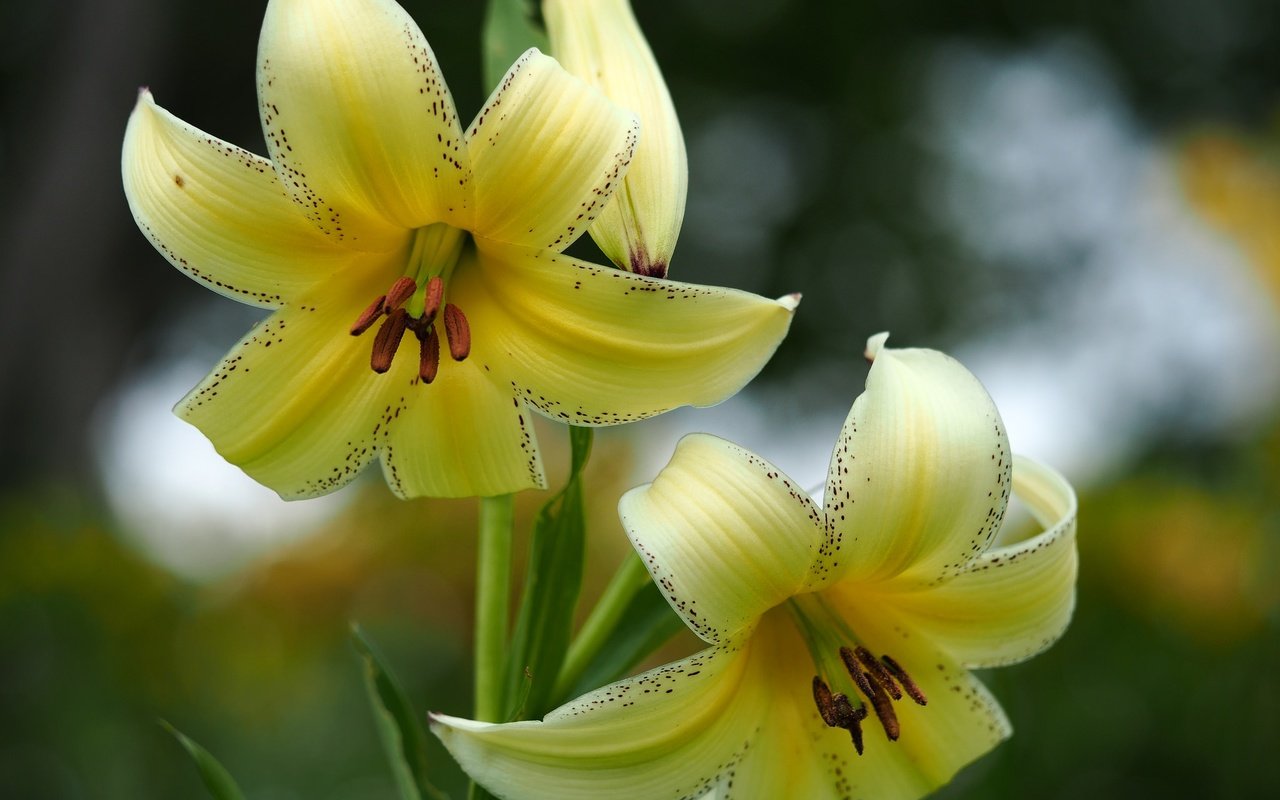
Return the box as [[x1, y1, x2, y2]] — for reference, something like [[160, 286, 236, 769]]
[[839, 646, 877, 701], [881, 655, 928, 706], [812, 676, 840, 728], [419, 325, 441, 383], [422, 276, 444, 322], [443, 303, 471, 361], [853, 646, 903, 701], [350, 295, 386, 336], [383, 276, 417, 312], [371, 308, 409, 374], [864, 672, 900, 741]]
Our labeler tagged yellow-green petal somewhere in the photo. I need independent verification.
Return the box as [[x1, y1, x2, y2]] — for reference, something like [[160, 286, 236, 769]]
[[818, 589, 1014, 795], [257, 0, 471, 241], [176, 266, 403, 499], [458, 238, 797, 426], [822, 333, 1011, 588], [881, 456, 1078, 668], [545, 0, 687, 276], [432, 643, 769, 800], [379, 358, 545, 499], [467, 49, 639, 252], [121, 91, 363, 308], [618, 434, 824, 644]]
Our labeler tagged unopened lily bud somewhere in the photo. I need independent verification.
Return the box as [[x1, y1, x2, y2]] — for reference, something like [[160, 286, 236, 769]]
[[545, 0, 686, 279]]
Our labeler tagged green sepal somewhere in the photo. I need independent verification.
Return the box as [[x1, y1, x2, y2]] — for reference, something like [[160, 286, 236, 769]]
[[482, 0, 548, 92], [159, 720, 247, 800], [558, 577, 686, 704], [502, 426, 593, 720], [351, 625, 448, 800]]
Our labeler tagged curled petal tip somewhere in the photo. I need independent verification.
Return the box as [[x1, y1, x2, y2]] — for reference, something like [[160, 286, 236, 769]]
[[777, 292, 802, 312], [864, 331, 890, 362]]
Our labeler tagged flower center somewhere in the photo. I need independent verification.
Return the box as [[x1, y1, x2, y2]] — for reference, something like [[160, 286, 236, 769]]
[[787, 593, 927, 755], [349, 223, 472, 384]]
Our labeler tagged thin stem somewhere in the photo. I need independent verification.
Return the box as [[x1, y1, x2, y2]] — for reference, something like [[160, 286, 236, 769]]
[[473, 493, 516, 722], [552, 551, 651, 702]]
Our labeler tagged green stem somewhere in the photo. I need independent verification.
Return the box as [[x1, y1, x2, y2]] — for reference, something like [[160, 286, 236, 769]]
[[552, 551, 651, 702], [474, 493, 516, 722]]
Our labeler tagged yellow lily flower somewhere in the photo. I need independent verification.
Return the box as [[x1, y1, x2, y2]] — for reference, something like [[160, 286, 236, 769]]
[[121, 0, 796, 500], [545, 0, 686, 278], [432, 333, 1078, 798]]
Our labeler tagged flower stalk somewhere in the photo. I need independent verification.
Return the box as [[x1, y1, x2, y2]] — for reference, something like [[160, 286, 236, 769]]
[[474, 493, 516, 722]]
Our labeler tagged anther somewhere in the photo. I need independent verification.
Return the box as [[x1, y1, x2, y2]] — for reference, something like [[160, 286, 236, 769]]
[[419, 325, 441, 384], [383, 276, 417, 312], [881, 655, 927, 706], [854, 646, 903, 701], [864, 673, 901, 741], [839, 646, 877, 700], [812, 676, 867, 755], [370, 308, 409, 374], [350, 295, 386, 336], [443, 303, 471, 361], [422, 276, 444, 322]]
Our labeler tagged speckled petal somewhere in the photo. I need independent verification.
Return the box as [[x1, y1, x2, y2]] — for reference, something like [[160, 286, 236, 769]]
[[457, 238, 797, 426], [618, 434, 824, 644], [546, 0, 687, 275], [821, 334, 1012, 588], [432, 642, 771, 800], [467, 49, 638, 251], [379, 358, 545, 499], [883, 456, 1078, 668], [122, 91, 365, 308], [257, 0, 471, 243], [176, 265, 407, 499]]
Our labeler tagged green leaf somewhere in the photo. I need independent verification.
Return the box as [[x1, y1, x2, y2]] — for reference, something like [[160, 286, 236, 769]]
[[562, 577, 686, 703], [159, 720, 247, 800], [482, 0, 548, 92], [503, 426, 593, 720], [351, 625, 448, 800]]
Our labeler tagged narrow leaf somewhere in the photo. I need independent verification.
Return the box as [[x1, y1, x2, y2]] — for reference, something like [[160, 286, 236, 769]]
[[503, 426, 593, 720], [562, 578, 686, 703], [482, 0, 548, 92], [351, 625, 448, 800], [159, 720, 247, 800]]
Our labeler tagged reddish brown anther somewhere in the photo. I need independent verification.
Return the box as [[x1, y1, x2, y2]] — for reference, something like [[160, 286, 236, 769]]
[[881, 655, 928, 706], [419, 325, 441, 383], [383, 276, 417, 312], [443, 303, 471, 361], [422, 275, 444, 322], [813, 676, 868, 755], [840, 647, 877, 700], [350, 295, 386, 336], [854, 646, 903, 701], [370, 308, 409, 373], [864, 673, 900, 740], [812, 676, 840, 727]]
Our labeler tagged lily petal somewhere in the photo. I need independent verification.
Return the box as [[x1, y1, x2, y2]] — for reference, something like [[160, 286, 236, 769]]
[[176, 266, 404, 499], [618, 434, 824, 644], [883, 456, 1078, 668], [380, 359, 546, 499], [257, 0, 471, 241], [823, 333, 1011, 587], [545, 0, 687, 277], [822, 591, 1014, 794], [459, 238, 797, 426], [122, 91, 363, 308], [432, 643, 769, 800], [467, 49, 639, 252]]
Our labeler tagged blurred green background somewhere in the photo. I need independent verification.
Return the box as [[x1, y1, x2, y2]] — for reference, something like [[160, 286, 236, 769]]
[[2, 0, 1278, 797]]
